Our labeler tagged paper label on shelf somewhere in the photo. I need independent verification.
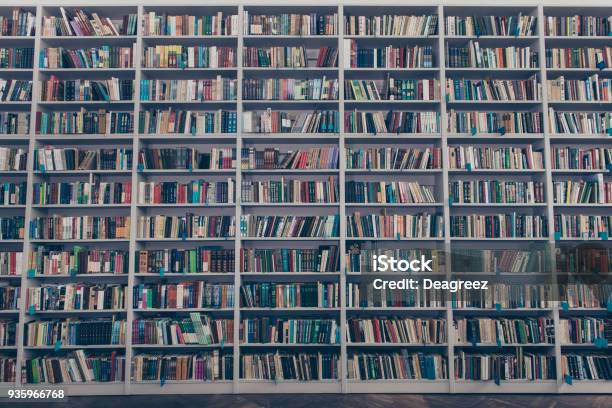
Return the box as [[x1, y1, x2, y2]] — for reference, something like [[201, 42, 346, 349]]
[[564, 374, 573, 385], [27, 269, 35, 278], [561, 301, 569, 312], [28, 305, 35, 315], [54, 340, 61, 351]]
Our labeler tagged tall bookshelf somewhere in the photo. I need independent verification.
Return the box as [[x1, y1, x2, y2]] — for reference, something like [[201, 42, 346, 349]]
[[0, 1, 609, 395]]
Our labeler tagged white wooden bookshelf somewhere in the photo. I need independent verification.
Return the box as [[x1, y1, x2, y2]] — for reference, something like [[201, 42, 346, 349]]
[[0, 0, 609, 396]]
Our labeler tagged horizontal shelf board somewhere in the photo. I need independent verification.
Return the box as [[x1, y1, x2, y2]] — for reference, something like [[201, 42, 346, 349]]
[[446, 67, 539, 72], [551, 169, 609, 174], [344, 100, 440, 104], [346, 237, 444, 241], [242, 67, 338, 72], [0, 204, 25, 208], [345, 68, 438, 72], [39, 68, 135, 72], [41, 35, 137, 40], [446, 100, 540, 105], [134, 308, 233, 313], [346, 202, 443, 207], [0, 310, 19, 314], [133, 343, 230, 348], [553, 203, 612, 207], [454, 343, 554, 347], [346, 307, 446, 312], [448, 169, 546, 174], [30, 239, 130, 243], [240, 343, 339, 347], [345, 169, 442, 174], [240, 272, 340, 276], [450, 237, 549, 241], [139, 169, 234, 175], [138, 134, 236, 140], [240, 237, 339, 241], [33, 170, 132, 175], [141, 67, 237, 72], [30, 273, 127, 279], [24, 344, 124, 350], [31, 309, 127, 315], [241, 202, 338, 207], [37, 100, 135, 105], [140, 100, 236, 105], [452, 308, 552, 313], [243, 99, 338, 104], [347, 343, 447, 347], [32, 204, 131, 208], [137, 203, 234, 208], [242, 169, 338, 175], [241, 307, 340, 312], [134, 273, 234, 277], [450, 203, 546, 207], [135, 238, 234, 242], [35, 134, 133, 141]]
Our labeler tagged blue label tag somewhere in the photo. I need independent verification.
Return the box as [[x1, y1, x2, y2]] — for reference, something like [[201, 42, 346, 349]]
[[220, 338, 225, 349], [54, 340, 61, 351], [40, 164, 46, 173], [27, 269, 35, 278], [607, 164, 612, 172], [596, 61, 606, 70], [159, 267, 165, 277], [498, 127, 506, 136], [445, 94, 450, 103], [466, 163, 473, 172], [160, 376, 166, 387], [494, 377, 500, 386], [600, 232, 609, 241], [554, 232, 562, 241], [137, 163, 144, 172], [448, 196, 454, 206], [606, 300, 612, 312], [470, 127, 477, 136], [28, 305, 35, 315], [496, 338, 502, 347], [495, 303, 502, 311], [396, 232, 400, 241], [70, 268, 77, 277], [561, 301, 569, 312], [564, 374, 573, 385], [188, 163, 193, 172], [607, 128, 612, 136]]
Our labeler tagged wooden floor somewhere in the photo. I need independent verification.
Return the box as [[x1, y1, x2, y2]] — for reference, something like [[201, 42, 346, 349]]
[[5, 394, 611, 408]]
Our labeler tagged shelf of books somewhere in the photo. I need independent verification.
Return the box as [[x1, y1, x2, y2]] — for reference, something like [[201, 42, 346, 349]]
[[0, 1, 610, 396]]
